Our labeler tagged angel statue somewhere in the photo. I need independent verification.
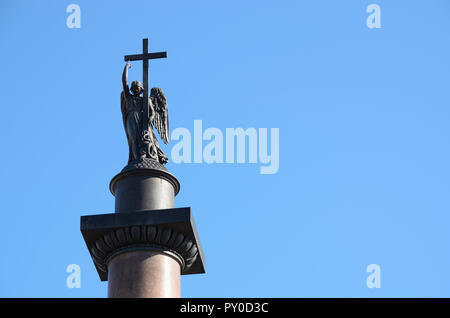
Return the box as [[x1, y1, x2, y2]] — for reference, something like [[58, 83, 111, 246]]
[[120, 63, 169, 164]]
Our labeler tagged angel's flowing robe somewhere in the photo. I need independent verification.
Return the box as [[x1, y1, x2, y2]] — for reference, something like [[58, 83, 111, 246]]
[[124, 94, 143, 162], [122, 94, 157, 162]]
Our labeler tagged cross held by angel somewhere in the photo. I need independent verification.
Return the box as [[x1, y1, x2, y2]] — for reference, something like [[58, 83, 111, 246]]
[[121, 62, 169, 164]]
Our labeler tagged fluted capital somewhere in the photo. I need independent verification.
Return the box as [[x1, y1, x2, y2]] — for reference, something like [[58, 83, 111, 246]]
[[91, 225, 198, 276]]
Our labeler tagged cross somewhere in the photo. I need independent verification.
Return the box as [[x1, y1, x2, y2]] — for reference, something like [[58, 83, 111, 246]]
[[124, 38, 167, 131]]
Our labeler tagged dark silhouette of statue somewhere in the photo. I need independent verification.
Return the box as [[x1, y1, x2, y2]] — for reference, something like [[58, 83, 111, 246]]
[[120, 63, 169, 164]]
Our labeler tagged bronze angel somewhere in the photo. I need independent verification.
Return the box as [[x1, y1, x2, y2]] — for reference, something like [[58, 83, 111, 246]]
[[120, 63, 169, 164]]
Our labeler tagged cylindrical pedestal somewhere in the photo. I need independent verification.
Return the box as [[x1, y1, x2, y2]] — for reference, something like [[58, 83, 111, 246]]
[[107, 250, 181, 298], [110, 166, 180, 213]]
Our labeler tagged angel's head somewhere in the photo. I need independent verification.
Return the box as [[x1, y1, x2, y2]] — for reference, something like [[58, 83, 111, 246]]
[[130, 80, 143, 96]]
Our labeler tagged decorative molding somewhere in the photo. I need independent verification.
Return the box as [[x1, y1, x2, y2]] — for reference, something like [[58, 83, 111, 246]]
[[90, 225, 198, 275], [122, 158, 168, 172]]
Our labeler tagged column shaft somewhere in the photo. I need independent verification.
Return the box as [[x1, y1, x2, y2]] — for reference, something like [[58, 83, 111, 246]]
[[107, 250, 181, 298]]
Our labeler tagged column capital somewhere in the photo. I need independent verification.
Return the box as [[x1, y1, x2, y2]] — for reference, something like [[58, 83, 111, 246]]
[[95, 225, 198, 278]]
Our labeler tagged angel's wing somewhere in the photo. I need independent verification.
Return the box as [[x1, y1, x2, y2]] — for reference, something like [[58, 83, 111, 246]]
[[150, 87, 169, 144]]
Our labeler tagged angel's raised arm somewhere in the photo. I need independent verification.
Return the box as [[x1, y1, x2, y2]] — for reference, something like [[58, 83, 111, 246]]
[[122, 63, 131, 97]]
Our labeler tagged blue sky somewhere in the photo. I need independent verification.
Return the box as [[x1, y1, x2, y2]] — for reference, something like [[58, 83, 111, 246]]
[[1, 0, 450, 297]]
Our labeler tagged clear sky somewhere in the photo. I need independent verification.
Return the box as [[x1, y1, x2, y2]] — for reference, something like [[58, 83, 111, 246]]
[[1, 0, 450, 297]]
